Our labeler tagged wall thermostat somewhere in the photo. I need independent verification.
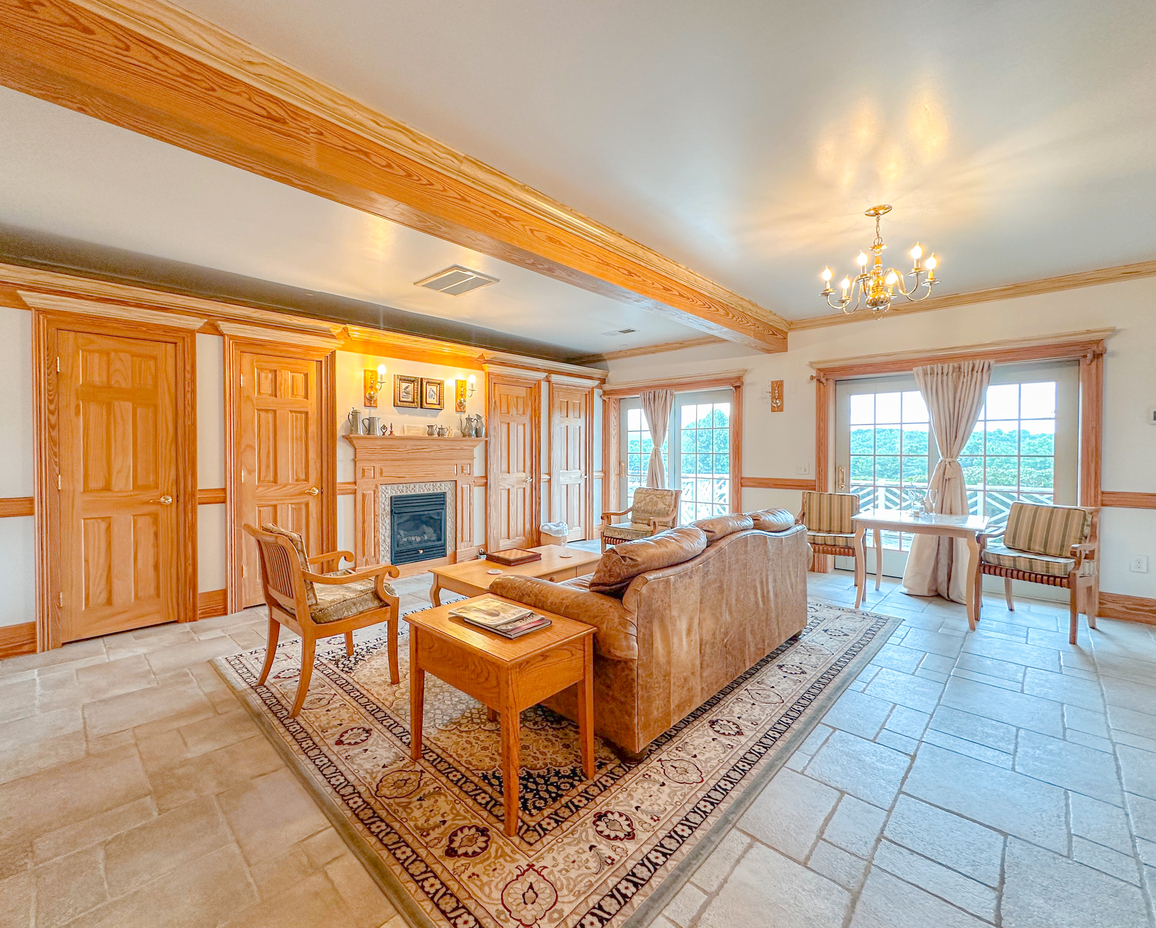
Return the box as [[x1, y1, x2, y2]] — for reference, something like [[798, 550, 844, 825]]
[[1150, 407, 1156, 424]]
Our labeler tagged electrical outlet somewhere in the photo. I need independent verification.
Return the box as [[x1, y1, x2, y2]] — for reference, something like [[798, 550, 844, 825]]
[[1131, 555, 1150, 573], [796, 463, 812, 476]]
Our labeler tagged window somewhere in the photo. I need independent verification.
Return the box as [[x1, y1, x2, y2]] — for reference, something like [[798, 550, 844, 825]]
[[622, 403, 665, 504], [835, 361, 1077, 574], [677, 395, 732, 522], [962, 381, 1061, 524], [619, 388, 735, 522], [847, 387, 931, 551]]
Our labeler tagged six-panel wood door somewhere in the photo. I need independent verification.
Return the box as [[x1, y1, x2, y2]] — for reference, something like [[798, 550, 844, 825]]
[[487, 375, 539, 551], [233, 349, 332, 608], [549, 384, 590, 541], [57, 331, 181, 641]]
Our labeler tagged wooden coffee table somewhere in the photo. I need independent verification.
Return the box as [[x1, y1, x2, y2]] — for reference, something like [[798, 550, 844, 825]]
[[428, 545, 601, 606], [405, 596, 595, 836]]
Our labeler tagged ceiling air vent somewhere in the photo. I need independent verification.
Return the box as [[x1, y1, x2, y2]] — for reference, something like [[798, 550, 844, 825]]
[[600, 328, 638, 337], [415, 265, 499, 296]]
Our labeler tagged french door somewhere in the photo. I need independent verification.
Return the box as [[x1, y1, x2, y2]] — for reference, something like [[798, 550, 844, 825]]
[[834, 361, 1079, 578], [487, 372, 540, 551], [619, 389, 735, 524]]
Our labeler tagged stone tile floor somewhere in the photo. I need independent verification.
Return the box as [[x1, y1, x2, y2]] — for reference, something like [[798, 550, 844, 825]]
[[0, 568, 1154, 927]]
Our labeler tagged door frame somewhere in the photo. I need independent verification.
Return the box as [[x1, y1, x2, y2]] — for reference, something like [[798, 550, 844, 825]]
[[547, 373, 598, 541], [485, 366, 543, 552], [224, 333, 338, 614], [33, 307, 199, 651]]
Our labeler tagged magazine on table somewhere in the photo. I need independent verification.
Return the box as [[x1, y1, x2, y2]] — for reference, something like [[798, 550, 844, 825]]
[[450, 596, 552, 638]]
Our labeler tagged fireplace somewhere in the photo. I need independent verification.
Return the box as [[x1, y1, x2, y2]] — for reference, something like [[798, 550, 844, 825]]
[[389, 492, 448, 565]]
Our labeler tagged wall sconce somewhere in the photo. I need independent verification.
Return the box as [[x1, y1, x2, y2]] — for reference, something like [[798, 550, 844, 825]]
[[456, 374, 477, 413], [364, 364, 387, 407]]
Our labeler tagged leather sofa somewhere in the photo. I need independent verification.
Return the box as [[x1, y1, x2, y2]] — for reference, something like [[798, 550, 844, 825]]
[[491, 510, 809, 755]]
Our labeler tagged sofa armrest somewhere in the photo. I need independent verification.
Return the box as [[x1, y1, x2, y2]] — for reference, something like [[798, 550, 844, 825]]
[[490, 576, 638, 661]]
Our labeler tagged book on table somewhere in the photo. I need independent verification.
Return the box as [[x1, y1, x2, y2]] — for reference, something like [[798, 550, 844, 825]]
[[450, 596, 552, 638]]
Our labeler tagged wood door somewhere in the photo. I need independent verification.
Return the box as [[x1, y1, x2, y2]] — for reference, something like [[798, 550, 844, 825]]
[[232, 347, 334, 608], [57, 331, 181, 640], [487, 375, 539, 551], [549, 384, 590, 540]]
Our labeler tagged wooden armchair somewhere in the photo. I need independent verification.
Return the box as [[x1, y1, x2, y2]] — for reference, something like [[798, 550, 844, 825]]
[[244, 523, 401, 717], [976, 503, 1099, 644], [600, 487, 681, 551], [796, 491, 865, 603]]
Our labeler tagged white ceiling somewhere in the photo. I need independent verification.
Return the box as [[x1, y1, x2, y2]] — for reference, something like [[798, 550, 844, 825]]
[[161, 0, 1156, 319], [0, 87, 702, 356]]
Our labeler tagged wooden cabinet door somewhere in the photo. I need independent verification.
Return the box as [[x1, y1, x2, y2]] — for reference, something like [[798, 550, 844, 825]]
[[234, 350, 332, 608], [58, 331, 180, 641], [549, 384, 590, 540], [487, 376, 539, 551]]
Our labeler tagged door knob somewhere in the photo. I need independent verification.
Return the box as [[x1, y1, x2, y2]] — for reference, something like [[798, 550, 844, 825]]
[[158, 495, 173, 505], [307, 486, 320, 496]]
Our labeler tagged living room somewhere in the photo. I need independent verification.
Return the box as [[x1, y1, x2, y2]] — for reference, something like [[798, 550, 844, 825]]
[[1, 2, 1154, 927]]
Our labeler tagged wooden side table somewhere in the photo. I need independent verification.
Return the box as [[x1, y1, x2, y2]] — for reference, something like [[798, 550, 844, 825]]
[[405, 597, 596, 836], [851, 508, 989, 629]]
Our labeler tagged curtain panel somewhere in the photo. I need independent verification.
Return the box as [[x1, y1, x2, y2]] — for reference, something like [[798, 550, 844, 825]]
[[902, 360, 992, 602], [639, 389, 675, 489]]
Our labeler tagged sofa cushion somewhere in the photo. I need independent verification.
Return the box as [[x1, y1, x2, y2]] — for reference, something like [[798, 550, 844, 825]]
[[489, 576, 637, 660], [588, 525, 708, 597], [749, 508, 796, 533], [691, 513, 754, 543]]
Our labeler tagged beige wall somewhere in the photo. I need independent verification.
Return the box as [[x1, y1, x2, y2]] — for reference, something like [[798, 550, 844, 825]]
[[0, 307, 35, 626], [605, 276, 1156, 600]]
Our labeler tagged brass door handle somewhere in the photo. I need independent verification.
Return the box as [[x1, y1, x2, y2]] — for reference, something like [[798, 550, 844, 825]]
[[837, 465, 847, 490], [158, 495, 173, 505], [307, 486, 320, 496]]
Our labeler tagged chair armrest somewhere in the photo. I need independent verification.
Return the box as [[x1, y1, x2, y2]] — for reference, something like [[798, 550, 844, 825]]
[[304, 563, 400, 600], [308, 550, 355, 570], [602, 508, 632, 520], [977, 529, 1005, 548], [1070, 542, 1097, 567]]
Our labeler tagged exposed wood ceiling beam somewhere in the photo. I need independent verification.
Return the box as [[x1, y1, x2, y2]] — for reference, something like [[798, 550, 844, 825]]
[[569, 335, 723, 365], [0, 0, 789, 352]]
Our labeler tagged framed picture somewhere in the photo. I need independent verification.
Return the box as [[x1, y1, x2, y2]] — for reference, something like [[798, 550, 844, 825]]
[[393, 374, 419, 408], [420, 378, 445, 410]]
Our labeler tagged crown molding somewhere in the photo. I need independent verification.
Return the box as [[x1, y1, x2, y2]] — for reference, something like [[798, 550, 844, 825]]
[[0, 0, 788, 352], [0, 262, 343, 336], [570, 335, 723, 365], [18, 291, 206, 330], [788, 260, 1156, 331], [215, 321, 341, 350]]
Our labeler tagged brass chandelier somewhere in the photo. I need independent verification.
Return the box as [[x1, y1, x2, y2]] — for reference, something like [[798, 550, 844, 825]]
[[820, 205, 939, 315]]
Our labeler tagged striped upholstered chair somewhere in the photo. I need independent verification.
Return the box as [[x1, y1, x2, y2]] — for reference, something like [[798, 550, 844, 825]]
[[796, 491, 864, 598], [977, 502, 1099, 644]]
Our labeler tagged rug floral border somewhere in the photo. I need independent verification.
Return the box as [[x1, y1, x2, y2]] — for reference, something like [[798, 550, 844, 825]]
[[215, 606, 900, 928]]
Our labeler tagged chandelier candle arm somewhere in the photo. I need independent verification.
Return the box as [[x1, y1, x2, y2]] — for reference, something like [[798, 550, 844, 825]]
[[819, 205, 941, 315]]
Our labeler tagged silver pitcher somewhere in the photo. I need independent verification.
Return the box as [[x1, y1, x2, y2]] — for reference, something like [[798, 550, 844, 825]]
[[347, 408, 361, 434], [363, 416, 380, 435]]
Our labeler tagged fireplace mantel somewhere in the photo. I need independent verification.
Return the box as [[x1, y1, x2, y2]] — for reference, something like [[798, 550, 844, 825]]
[[345, 435, 486, 570]]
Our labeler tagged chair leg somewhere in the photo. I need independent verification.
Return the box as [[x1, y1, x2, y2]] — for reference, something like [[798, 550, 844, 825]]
[[386, 596, 400, 685], [344, 631, 355, 656], [1089, 576, 1099, 629], [257, 616, 281, 686], [1003, 577, 1015, 612], [290, 634, 316, 718], [1068, 578, 1080, 646]]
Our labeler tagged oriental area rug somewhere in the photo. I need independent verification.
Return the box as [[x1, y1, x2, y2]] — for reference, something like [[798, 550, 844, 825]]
[[215, 602, 898, 928]]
